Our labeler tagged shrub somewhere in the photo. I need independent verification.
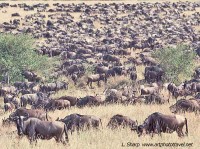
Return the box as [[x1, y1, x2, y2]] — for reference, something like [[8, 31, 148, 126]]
[[0, 33, 54, 83], [153, 44, 196, 84]]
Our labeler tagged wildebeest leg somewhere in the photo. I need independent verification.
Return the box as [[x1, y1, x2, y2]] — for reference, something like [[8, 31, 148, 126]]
[[28, 129, 36, 144]]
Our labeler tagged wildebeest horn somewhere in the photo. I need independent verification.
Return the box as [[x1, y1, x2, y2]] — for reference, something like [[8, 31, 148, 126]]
[[136, 120, 138, 126]]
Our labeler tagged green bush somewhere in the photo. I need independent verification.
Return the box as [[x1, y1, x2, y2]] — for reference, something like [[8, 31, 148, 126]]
[[0, 33, 54, 83], [153, 44, 196, 84]]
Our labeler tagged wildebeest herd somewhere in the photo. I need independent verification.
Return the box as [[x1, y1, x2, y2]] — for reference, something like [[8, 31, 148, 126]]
[[0, 1, 200, 147]]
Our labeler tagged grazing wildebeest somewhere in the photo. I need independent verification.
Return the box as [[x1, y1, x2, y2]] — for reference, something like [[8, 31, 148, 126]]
[[57, 96, 79, 106], [140, 84, 159, 95], [169, 99, 200, 114], [107, 114, 137, 129], [57, 113, 102, 134], [94, 66, 109, 74], [77, 95, 102, 107], [51, 99, 70, 110], [20, 92, 44, 107], [12, 115, 68, 144], [103, 54, 120, 63], [144, 93, 169, 104], [22, 70, 38, 82], [40, 81, 68, 92], [9, 108, 50, 121], [132, 112, 188, 137], [105, 89, 123, 103], [87, 74, 107, 88]]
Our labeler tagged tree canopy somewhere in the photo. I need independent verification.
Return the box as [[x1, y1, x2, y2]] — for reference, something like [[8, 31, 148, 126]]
[[153, 44, 196, 84], [0, 33, 53, 83]]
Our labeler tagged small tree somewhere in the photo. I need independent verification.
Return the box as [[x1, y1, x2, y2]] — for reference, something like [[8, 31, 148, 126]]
[[153, 44, 196, 84], [0, 33, 54, 83]]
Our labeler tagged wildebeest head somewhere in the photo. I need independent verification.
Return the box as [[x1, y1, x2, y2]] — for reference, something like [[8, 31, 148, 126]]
[[131, 120, 138, 131], [169, 104, 177, 113], [36, 92, 44, 100], [12, 114, 29, 136]]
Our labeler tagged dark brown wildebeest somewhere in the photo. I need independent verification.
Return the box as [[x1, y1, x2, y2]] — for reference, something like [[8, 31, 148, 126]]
[[103, 54, 120, 63], [77, 95, 102, 107], [144, 66, 164, 82], [132, 112, 188, 137], [22, 70, 38, 82], [57, 96, 79, 106], [94, 66, 109, 74], [57, 113, 102, 134], [107, 114, 137, 129], [87, 74, 107, 88], [169, 98, 200, 114], [145, 70, 159, 83], [51, 99, 70, 110], [12, 115, 68, 144], [9, 108, 50, 121]]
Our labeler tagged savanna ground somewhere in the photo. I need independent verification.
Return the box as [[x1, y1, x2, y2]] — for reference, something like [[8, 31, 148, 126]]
[[0, 0, 200, 149]]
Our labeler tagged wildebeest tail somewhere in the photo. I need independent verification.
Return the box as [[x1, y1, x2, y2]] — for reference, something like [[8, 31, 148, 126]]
[[185, 118, 188, 136], [64, 124, 69, 142], [45, 109, 49, 121]]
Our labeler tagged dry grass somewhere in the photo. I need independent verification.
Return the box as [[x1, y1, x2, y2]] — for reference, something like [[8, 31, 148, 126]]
[[0, 102, 200, 149], [0, 75, 199, 149]]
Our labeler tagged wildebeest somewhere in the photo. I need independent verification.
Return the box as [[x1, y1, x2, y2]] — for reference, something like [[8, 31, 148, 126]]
[[9, 108, 50, 121], [77, 95, 102, 107], [87, 74, 107, 88], [105, 89, 123, 103], [57, 113, 102, 134], [107, 114, 137, 129], [103, 54, 120, 63], [50, 99, 71, 110], [20, 92, 44, 107], [40, 81, 68, 93], [140, 83, 159, 95], [144, 93, 169, 104], [57, 96, 79, 106], [132, 112, 188, 137], [0, 86, 17, 96], [169, 98, 200, 114], [144, 66, 164, 82], [12, 115, 68, 144], [94, 66, 109, 74]]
